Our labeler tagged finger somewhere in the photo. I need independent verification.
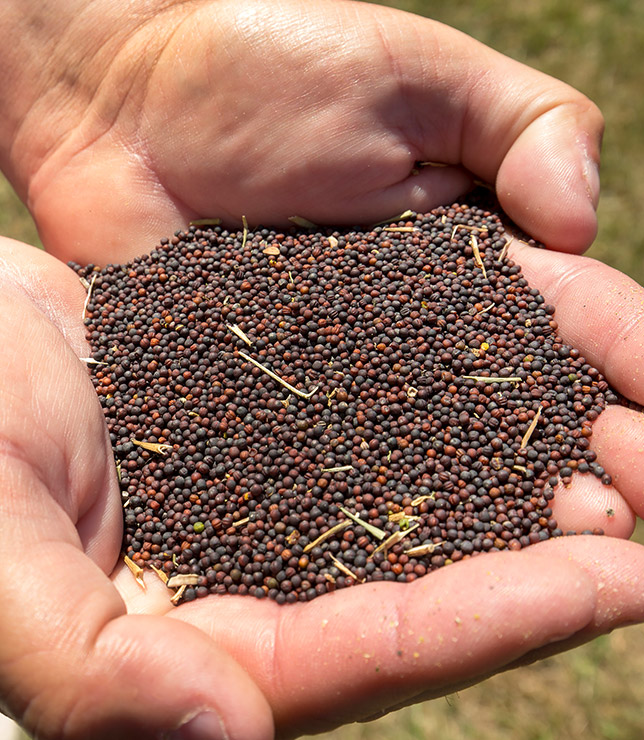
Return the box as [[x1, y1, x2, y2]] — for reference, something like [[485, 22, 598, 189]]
[[0, 289, 273, 740], [549, 472, 634, 538], [0, 236, 89, 354], [493, 102, 601, 253], [506, 535, 644, 668], [3, 524, 273, 740], [172, 551, 596, 738], [549, 535, 644, 632], [390, 535, 644, 711], [0, 279, 119, 569], [510, 241, 644, 507], [510, 241, 644, 405], [361, 4, 603, 252], [508, 241, 644, 522], [591, 405, 644, 519]]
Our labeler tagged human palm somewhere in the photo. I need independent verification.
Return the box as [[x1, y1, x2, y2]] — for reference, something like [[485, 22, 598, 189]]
[[1, 1, 642, 739]]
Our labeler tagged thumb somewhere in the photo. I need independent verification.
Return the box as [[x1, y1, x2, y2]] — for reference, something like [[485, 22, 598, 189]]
[[366, 5, 603, 252], [0, 263, 272, 740], [2, 531, 273, 740]]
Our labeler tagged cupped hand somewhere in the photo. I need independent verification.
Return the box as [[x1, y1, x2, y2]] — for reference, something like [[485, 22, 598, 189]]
[[2, 0, 602, 265], [2, 234, 644, 740]]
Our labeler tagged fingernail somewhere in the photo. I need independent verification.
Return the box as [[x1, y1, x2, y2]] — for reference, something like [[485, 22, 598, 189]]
[[166, 711, 229, 740], [579, 139, 600, 210]]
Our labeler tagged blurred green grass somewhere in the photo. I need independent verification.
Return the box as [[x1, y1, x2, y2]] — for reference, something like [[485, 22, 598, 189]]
[[3, 1, 644, 739], [0, 175, 39, 248]]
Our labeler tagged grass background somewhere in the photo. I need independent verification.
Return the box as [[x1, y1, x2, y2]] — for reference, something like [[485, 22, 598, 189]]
[[2, 1, 643, 738]]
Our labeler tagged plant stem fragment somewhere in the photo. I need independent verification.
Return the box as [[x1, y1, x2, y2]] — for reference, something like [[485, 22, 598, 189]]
[[371, 523, 420, 557], [238, 350, 318, 399], [303, 520, 352, 553], [520, 406, 542, 449], [123, 554, 146, 590], [226, 323, 253, 346], [288, 215, 317, 228], [190, 218, 221, 226], [82, 274, 97, 320], [131, 439, 173, 455], [339, 506, 386, 540], [462, 375, 522, 383], [329, 554, 364, 583]]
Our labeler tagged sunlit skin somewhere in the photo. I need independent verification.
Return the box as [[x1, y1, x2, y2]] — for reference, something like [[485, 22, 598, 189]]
[[2, 2, 643, 740], [2, 0, 601, 265]]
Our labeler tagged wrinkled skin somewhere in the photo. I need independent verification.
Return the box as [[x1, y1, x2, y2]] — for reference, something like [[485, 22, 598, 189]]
[[2, 2, 643, 740]]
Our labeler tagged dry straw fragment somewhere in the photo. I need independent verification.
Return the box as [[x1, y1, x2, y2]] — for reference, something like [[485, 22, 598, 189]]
[[286, 530, 300, 545], [82, 274, 98, 320], [123, 555, 146, 590], [241, 215, 250, 249], [79, 357, 107, 366], [238, 350, 318, 399], [470, 235, 488, 280], [405, 541, 445, 557], [288, 215, 318, 228], [372, 209, 414, 227], [226, 323, 253, 346], [520, 407, 542, 449], [170, 585, 187, 604], [474, 303, 495, 317], [498, 236, 512, 262], [388, 511, 422, 524], [339, 506, 386, 540], [329, 554, 364, 583], [411, 493, 436, 506], [371, 523, 420, 557], [449, 223, 488, 242], [167, 574, 200, 588], [417, 161, 448, 168], [462, 375, 522, 384], [150, 565, 169, 584], [190, 218, 221, 226], [131, 439, 173, 455], [303, 519, 352, 553]]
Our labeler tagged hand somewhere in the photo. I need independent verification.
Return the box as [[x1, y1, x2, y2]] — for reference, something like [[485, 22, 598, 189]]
[[0, 2, 631, 739], [0, 0, 602, 266], [2, 231, 644, 740]]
